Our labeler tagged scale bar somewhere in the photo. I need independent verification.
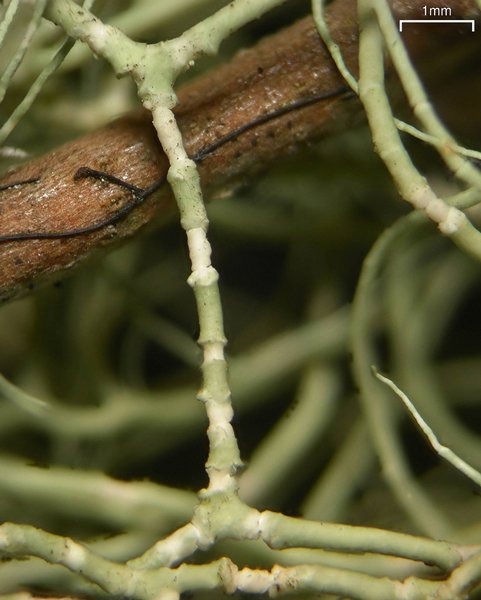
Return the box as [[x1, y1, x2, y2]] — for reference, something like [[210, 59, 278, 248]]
[[399, 19, 475, 32]]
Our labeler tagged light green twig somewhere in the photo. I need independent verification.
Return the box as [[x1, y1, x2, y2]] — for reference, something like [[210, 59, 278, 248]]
[[312, 0, 481, 171], [384, 239, 481, 470], [0, 0, 48, 103], [0, 0, 96, 146], [0, 372, 50, 416], [0, 456, 196, 530], [373, 368, 481, 488], [311, 0, 358, 92], [259, 510, 470, 571], [371, 0, 481, 192], [350, 188, 481, 537], [350, 214, 454, 538], [0, 0, 20, 50], [358, 0, 481, 264]]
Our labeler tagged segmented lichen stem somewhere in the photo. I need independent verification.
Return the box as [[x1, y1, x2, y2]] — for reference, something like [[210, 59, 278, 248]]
[[44, 0, 292, 503], [45, 0, 278, 571], [151, 104, 242, 497]]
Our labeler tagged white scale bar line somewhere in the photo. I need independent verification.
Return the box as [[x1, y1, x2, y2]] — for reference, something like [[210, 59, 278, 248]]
[[399, 19, 475, 32]]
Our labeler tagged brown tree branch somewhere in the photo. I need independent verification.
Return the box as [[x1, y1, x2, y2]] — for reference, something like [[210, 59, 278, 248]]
[[0, 0, 478, 302]]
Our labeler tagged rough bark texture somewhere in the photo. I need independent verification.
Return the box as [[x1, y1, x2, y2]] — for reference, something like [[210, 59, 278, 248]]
[[0, 0, 478, 302]]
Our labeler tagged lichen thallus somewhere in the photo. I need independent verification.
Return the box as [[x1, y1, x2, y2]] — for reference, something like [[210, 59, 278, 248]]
[[0, 86, 349, 242]]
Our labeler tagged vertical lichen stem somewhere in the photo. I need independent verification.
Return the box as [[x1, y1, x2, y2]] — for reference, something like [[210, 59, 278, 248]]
[[151, 105, 242, 496]]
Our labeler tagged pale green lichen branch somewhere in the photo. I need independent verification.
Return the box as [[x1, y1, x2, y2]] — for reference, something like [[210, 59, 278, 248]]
[[0, 372, 50, 416], [0, 523, 138, 596], [381, 237, 481, 471], [311, 0, 481, 166], [44, 0, 290, 565], [394, 121, 481, 166], [45, 0, 143, 79], [0, 0, 48, 103], [0, 520, 461, 600], [311, 0, 359, 92], [45, 0, 289, 107], [0, 0, 21, 51], [150, 105, 243, 500], [127, 523, 202, 569], [0, 522, 269, 598], [38, 0, 253, 580], [0, 0, 96, 146], [0, 455, 196, 531], [372, 368, 481, 488], [358, 0, 481, 264], [350, 214, 454, 538], [232, 562, 441, 598], [257, 510, 473, 571], [12, 0, 229, 82], [43, 0, 293, 503], [1, 517, 479, 598], [0, 38, 74, 145], [371, 0, 481, 192], [357, 5, 456, 231], [349, 188, 481, 537], [161, 0, 291, 71]]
